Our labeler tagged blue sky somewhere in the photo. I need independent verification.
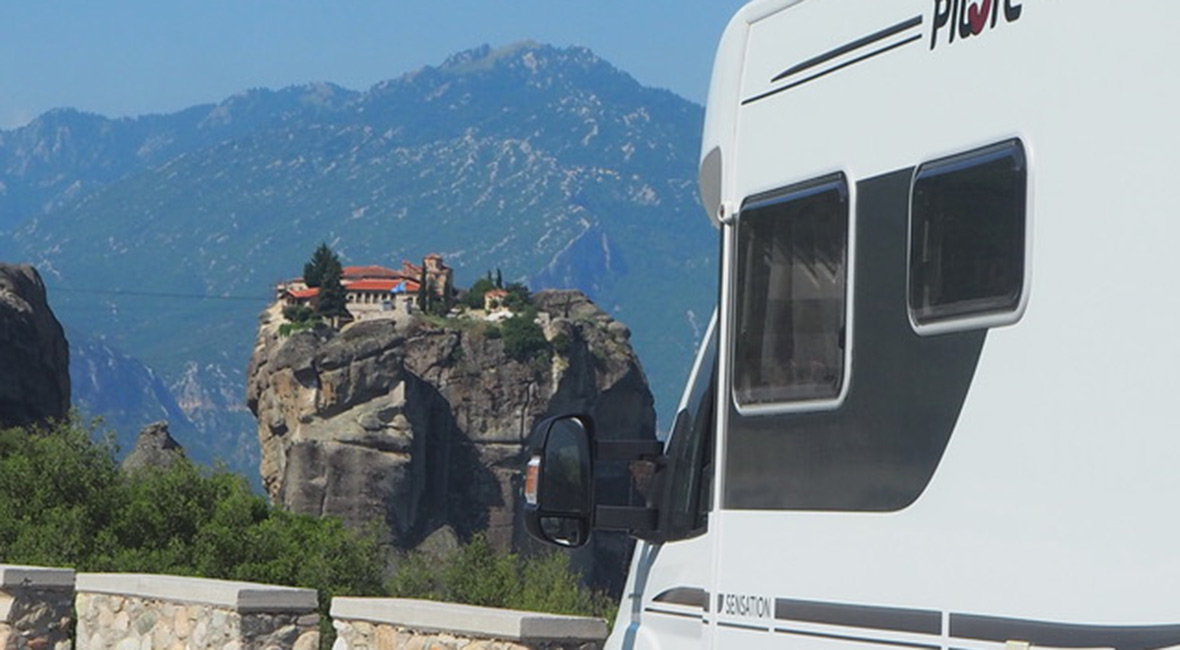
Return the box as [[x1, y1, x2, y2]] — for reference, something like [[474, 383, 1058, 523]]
[[1, 1, 750, 130]]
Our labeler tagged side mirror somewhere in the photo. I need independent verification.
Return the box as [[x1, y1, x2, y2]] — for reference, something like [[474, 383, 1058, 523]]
[[524, 415, 594, 548], [524, 414, 666, 548]]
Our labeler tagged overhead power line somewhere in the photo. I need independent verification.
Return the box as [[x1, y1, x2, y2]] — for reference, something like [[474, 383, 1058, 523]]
[[50, 286, 273, 303]]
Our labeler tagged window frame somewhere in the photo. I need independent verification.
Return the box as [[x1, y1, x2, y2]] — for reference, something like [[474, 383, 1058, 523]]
[[658, 312, 718, 540], [729, 172, 855, 416], [907, 138, 1031, 335]]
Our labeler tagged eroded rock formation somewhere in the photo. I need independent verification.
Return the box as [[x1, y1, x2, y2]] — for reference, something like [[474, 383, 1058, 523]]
[[246, 290, 656, 587], [0, 264, 69, 428], [121, 420, 187, 472]]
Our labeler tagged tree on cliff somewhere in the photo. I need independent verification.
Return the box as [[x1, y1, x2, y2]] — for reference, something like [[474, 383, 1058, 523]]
[[316, 271, 349, 319], [462, 276, 496, 309], [302, 243, 340, 288], [301, 243, 348, 319], [503, 282, 531, 312]]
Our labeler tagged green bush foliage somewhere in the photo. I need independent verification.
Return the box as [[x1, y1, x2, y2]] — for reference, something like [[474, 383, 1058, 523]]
[[278, 320, 320, 337], [501, 315, 548, 362], [280, 305, 322, 336], [283, 304, 317, 323], [550, 332, 572, 355], [502, 282, 531, 312], [0, 417, 616, 643], [0, 418, 122, 566], [0, 417, 386, 631], [388, 534, 615, 621], [462, 277, 497, 309]]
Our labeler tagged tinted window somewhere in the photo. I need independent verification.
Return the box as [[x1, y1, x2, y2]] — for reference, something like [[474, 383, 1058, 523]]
[[910, 139, 1027, 324], [662, 318, 717, 538], [734, 174, 849, 408]]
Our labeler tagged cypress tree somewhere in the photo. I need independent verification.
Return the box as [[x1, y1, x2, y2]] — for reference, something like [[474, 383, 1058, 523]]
[[316, 270, 349, 319], [417, 265, 428, 310], [301, 242, 347, 320], [303, 242, 338, 288]]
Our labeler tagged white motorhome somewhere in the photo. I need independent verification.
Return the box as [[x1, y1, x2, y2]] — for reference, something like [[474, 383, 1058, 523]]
[[525, 0, 1180, 648]]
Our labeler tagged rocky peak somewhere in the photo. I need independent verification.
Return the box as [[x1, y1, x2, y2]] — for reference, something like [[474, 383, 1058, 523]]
[[246, 288, 655, 590], [121, 420, 187, 472], [0, 263, 69, 428]]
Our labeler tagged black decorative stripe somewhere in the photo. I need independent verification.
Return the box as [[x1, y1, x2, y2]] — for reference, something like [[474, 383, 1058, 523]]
[[652, 587, 710, 611], [951, 614, 1180, 650], [771, 15, 923, 83], [719, 620, 771, 632], [777, 598, 942, 635], [644, 607, 704, 620], [743, 34, 922, 105], [776, 627, 942, 650], [725, 170, 987, 511]]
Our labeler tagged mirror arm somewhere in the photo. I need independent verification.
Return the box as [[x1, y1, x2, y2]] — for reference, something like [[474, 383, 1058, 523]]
[[596, 440, 664, 461], [594, 505, 658, 532]]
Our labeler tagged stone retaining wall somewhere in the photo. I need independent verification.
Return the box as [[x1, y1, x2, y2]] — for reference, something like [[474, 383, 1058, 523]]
[[1, 565, 609, 649], [75, 573, 319, 650], [330, 598, 607, 650], [0, 565, 75, 650]]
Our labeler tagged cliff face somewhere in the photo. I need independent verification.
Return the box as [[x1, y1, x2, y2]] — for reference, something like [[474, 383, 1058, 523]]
[[246, 290, 655, 576], [0, 264, 69, 428]]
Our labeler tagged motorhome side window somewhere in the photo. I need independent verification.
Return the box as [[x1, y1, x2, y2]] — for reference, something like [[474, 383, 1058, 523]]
[[734, 174, 849, 407], [910, 139, 1027, 325]]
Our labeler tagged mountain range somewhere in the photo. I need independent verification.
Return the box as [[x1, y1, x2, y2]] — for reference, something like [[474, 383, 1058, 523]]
[[0, 42, 716, 476]]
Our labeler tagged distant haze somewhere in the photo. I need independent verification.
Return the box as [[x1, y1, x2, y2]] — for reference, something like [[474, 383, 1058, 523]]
[[1, 1, 749, 129], [1, 43, 716, 475]]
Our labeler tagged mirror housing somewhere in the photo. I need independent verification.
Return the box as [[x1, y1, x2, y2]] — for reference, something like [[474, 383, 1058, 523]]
[[523, 414, 664, 548], [523, 415, 595, 547]]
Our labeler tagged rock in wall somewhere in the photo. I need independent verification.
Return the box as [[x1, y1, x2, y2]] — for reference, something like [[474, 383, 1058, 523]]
[[246, 290, 656, 589], [0, 264, 69, 428]]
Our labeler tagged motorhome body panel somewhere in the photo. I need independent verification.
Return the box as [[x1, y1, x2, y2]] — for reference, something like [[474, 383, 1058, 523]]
[[701, 0, 1180, 646], [607, 1, 1180, 648]]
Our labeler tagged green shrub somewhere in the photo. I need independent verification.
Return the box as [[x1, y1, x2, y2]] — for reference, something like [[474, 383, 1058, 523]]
[[388, 534, 615, 621], [0, 416, 385, 648], [501, 315, 547, 362], [278, 319, 321, 337], [462, 277, 497, 309], [503, 282, 532, 312], [280, 304, 322, 337], [550, 332, 572, 355], [282, 304, 316, 323], [0, 417, 121, 567], [0, 417, 614, 646]]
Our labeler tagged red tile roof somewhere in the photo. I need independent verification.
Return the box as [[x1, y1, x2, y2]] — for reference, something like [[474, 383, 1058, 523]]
[[342, 265, 402, 280], [288, 288, 319, 299], [345, 279, 419, 293]]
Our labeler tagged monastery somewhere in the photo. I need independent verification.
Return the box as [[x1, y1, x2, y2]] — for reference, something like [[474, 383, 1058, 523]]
[[275, 254, 453, 321]]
